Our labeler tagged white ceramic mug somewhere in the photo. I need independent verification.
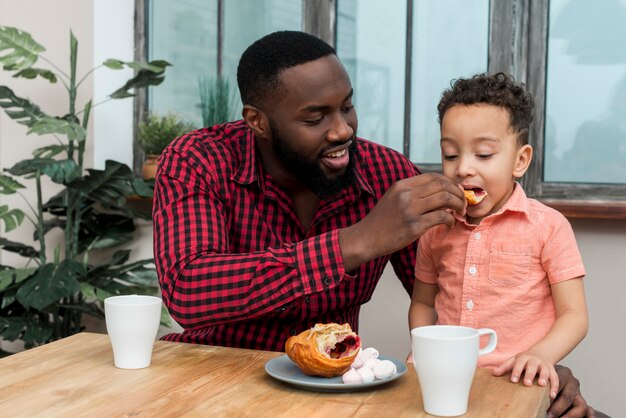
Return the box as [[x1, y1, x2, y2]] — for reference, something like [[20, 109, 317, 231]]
[[411, 325, 497, 417], [104, 295, 162, 369]]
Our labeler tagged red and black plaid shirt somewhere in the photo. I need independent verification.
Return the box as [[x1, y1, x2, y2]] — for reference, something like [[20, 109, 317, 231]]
[[153, 120, 420, 351]]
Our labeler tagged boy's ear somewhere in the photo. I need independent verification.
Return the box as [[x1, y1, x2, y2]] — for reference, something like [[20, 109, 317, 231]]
[[513, 144, 533, 178], [242, 105, 271, 140]]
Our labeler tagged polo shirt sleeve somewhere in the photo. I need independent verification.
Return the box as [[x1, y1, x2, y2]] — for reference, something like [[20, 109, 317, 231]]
[[541, 209, 586, 284], [153, 142, 347, 332]]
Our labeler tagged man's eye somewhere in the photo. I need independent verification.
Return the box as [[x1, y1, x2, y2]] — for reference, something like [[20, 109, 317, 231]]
[[443, 155, 458, 161], [341, 105, 354, 113], [304, 116, 324, 125]]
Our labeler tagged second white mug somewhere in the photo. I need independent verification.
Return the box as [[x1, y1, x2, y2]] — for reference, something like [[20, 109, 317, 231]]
[[105, 294, 162, 369], [411, 325, 497, 417]]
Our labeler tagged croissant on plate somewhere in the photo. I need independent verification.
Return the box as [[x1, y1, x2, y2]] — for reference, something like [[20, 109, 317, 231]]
[[285, 323, 361, 378]]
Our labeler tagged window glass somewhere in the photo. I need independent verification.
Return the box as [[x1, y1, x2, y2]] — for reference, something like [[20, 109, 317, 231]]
[[544, 0, 626, 183], [149, 0, 301, 126], [409, 0, 489, 163], [337, 0, 407, 153]]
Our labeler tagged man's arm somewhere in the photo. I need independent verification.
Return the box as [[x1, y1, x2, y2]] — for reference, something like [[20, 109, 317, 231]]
[[153, 147, 348, 330]]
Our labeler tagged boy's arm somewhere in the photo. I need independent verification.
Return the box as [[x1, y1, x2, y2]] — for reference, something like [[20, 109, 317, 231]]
[[408, 280, 438, 330], [525, 277, 588, 364], [407, 280, 438, 363], [494, 277, 588, 397]]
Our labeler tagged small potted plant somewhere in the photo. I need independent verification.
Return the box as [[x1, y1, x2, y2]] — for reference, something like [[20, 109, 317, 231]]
[[137, 112, 194, 179]]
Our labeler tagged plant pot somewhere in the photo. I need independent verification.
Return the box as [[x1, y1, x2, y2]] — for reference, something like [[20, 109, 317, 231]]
[[142, 154, 160, 180]]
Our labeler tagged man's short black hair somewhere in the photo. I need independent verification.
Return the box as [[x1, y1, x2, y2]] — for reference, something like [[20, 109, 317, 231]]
[[437, 72, 535, 145], [236, 31, 336, 108]]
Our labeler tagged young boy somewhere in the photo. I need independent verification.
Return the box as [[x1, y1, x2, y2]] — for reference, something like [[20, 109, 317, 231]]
[[408, 73, 588, 399]]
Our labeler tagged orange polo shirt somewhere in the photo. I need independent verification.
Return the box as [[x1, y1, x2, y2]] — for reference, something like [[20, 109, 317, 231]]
[[415, 183, 586, 367]]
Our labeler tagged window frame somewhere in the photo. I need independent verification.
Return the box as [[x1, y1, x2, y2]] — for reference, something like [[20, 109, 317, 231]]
[[491, 0, 626, 218], [135, 0, 626, 218]]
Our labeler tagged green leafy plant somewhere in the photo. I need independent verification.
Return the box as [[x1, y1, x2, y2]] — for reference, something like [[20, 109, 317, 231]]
[[0, 26, 170, 355], [198, 76, 239, 127], [137, 112, 195, 156]]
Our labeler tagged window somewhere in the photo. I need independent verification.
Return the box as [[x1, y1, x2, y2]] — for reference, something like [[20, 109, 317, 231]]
[[139, 0, 626, 218]]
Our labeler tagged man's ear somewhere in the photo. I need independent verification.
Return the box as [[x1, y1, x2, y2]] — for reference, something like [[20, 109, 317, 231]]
[[513, 144, 533, 178], [242, 105, 271, 140]]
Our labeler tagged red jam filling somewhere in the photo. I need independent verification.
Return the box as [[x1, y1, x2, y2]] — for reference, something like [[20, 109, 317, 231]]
[[329, 335, 361, 359]]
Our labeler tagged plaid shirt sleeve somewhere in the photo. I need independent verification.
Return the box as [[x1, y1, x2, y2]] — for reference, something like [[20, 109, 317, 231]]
[[153, 135, 348, 332]]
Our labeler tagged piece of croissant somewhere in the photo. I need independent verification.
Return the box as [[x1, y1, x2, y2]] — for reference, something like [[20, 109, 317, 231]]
[[285, 323, 361, 377], [464, 189, 487, 205]]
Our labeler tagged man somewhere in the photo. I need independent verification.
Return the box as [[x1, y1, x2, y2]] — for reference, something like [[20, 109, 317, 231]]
[[153, 31, 598, 417]]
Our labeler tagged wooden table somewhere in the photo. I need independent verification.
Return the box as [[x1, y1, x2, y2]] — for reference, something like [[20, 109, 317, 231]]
[[0, 332, 548, 417]]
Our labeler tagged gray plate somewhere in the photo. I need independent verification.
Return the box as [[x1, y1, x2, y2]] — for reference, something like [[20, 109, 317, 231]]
[[264, 354, 407, 392]]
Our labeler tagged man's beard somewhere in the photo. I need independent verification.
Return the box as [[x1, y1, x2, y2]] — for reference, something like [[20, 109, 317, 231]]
[[269, 121, 358, 199]]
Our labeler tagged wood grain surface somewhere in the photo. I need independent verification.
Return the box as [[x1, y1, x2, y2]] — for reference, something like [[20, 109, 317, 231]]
[[0, 333, 549, 417]]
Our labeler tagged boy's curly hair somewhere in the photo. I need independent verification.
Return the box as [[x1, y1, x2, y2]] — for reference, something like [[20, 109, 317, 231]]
[[437, 72, 535, 145]]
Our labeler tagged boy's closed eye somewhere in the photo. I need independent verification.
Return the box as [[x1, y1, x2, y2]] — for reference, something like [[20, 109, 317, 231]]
[[476, 153, 494, 159], [442, 154, 458, 161]]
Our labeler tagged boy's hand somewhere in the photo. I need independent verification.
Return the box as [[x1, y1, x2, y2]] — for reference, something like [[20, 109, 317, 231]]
[[406, 350, 413, 364], [493, 352, 559, 399]]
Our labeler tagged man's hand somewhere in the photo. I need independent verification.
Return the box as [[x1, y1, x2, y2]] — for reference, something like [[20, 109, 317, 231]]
[[547, 365, 595, 418], [339, 173, 465, 271]]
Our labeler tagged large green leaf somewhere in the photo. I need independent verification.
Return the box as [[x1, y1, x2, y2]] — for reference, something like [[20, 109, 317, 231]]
[[0, 237, 39, 258], [0, 315, 52, 344], [110, 60, 171, 99], [28, 116, 86, 142], [13, 67, 57, 83], [69, 160, 133, 204], [0, 205, 24, 232], [0, 26, 44, 71], [16, 262, 82, 310], [0, 85, 46, 127], [0, 267, 37, 291], [8, 158, 79, 184], [0, 316, 26, 341], [0, 173, 25, 194], [32, 144, 70, 159], [22, 318, 53, 344], [79, 282, 113, 303]]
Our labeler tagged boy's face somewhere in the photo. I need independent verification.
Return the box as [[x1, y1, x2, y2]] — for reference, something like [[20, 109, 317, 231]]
[[440, 104, 532, 224]]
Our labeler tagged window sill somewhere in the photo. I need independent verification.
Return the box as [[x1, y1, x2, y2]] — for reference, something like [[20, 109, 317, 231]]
[[541, 199, 626, 220]]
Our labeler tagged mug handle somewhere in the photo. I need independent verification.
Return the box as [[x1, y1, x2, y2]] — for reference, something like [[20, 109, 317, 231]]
[[477, 328, 497, 356]]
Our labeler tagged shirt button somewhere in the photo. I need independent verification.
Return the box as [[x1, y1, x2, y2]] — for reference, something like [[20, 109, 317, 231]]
[[305, 296, 310, 303], [474, 232, 481, 240], [290, 329, 298, 336], [469, 265, 477, 275], [323, 276, 332, 286], [466, 299, 474, 310]]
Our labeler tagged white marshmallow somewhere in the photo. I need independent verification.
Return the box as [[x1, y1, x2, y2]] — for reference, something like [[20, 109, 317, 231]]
[[342, 367, 362, 384], [356, 365, 375, 383], [364, 357, 381, 370], [351, 349, 365, 369], [361, 347, 379, 361], [373, 360, 397, 379]]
